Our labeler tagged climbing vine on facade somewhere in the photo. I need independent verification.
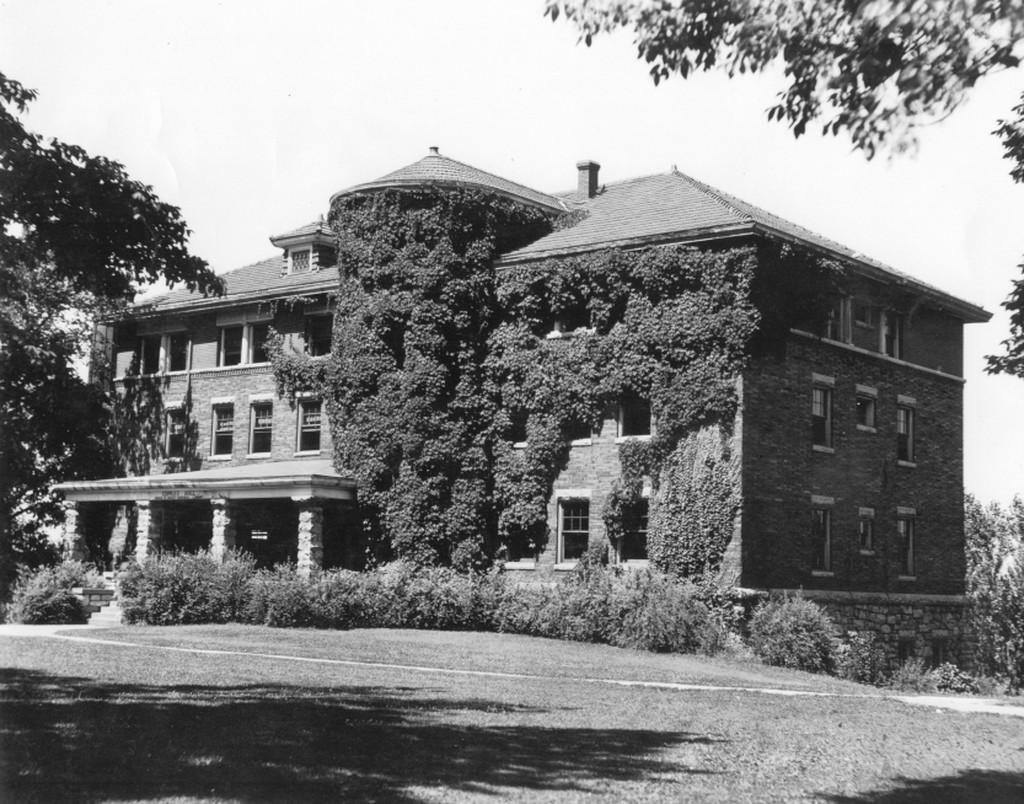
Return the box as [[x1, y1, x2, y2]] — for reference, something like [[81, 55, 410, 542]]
[[271, 184, 840, 577]]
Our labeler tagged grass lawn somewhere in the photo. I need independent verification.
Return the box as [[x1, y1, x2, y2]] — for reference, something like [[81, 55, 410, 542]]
[[1, 626, 1022, 803]]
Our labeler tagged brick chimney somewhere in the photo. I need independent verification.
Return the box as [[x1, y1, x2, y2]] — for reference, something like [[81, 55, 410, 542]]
[[576, 160, 600, 199]]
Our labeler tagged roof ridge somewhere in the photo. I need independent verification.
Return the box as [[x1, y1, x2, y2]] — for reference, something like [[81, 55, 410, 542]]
[[670, 170, 755, 224]]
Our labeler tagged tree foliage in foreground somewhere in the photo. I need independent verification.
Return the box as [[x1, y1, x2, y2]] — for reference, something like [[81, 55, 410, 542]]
[[0, 72, 221, 593], [545, 1, 1024, 378]]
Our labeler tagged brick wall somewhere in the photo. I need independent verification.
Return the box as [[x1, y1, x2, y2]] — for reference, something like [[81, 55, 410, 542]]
[[113, 305, 333, 475], [741, 334, 966, 594]]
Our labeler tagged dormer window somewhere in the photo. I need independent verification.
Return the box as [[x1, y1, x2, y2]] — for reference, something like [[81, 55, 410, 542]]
[[290, 248, 311, 274]]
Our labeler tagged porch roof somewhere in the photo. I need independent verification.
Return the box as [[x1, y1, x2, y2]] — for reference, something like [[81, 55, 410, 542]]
[[54, 460, 356, 503]]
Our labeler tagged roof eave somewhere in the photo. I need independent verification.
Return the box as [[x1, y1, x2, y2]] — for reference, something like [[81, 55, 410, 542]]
[[118, 278, 339, 321], [330, 179, 566, 214]]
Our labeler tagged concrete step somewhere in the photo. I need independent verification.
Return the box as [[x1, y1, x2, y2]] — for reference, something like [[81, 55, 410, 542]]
[[88, 600, 123, 627]]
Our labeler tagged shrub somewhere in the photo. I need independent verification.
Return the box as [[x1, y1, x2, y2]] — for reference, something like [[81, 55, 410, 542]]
[[749, 595, 836, 674], [120, 550, 257, 625], [244, 567, 317, 628], [931, 662, 981, 695], [887, 658, 937, 693], [835, 631, 887, 685], [6, 561, 93, 624], [606, 570, 715, 653]]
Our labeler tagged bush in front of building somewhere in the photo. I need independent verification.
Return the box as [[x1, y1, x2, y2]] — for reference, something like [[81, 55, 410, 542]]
[[245, 566, 320, 628], [5, 560, 100, 624], [749, 595, 836, 674], [834, 630, 887, 685], [120, 550, 256, 625], [606, 569, 718, 653]]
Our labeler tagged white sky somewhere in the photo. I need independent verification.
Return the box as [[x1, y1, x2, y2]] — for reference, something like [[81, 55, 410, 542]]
[[2, 0, 1022, 502]]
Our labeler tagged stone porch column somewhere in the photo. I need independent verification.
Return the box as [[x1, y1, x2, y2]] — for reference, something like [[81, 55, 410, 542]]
[[61, 500, 85, 561], [294, 497, 324, 578], [210, 497, 238, 560], [134, 500, 162, 562]]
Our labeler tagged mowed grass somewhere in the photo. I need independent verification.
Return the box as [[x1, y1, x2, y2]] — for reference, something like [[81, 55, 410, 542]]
[[0, 627, 1021, 803]]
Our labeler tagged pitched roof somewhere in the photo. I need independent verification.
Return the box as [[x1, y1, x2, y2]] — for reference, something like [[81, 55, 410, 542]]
[[500, 170, 989, 323], [135, 255, 339, 315], [331, 149, 566, 213], [270, 219, 332, 242]]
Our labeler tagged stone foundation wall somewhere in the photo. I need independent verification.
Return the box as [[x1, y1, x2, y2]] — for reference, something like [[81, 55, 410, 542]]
[[797, 590, 976, 669]]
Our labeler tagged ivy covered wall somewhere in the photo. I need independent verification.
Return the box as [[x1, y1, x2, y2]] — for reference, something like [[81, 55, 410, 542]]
[[270, 184, 839, 578]]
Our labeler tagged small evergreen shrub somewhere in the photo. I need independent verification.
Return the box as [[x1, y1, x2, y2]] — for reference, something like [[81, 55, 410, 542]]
[[6, 561, 95, 624], [835, 630, 887, 685], [749, 596, 836, 674], [931, 662, 981, 695]]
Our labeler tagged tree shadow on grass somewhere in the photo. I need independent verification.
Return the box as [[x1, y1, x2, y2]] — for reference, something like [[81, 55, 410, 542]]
[[821, 769, 1024, 803], [0, 667, 725, 802]]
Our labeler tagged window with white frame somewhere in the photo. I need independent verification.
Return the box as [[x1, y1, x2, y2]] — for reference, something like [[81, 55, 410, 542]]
[[249, 402, 273, 454], [219, 326, 244, 367], [858, 507, 875, 552], [897, 405, 915, 462], [812, 506, 832, 572], [166, 409, 187, 459], [853, 302, 873, 328], [297, 399, 322, 452], [290, 248, 311, 274], [618, 396, 651, 438], [212, 404, 234, 456], [559, 499, 590, 562], [552, 301, 590, 335], [249, 323, 271, 364], [812, 386, 833, 448], [898, 512, 916, 576]]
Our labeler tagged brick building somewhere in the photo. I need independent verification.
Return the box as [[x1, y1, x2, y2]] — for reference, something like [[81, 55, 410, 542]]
[[56, 150, 989, 662]]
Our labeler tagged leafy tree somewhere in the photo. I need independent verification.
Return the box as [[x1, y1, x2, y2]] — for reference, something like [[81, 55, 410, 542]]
[[544, 1, 1024, 376], [0, 72, 221, 594]]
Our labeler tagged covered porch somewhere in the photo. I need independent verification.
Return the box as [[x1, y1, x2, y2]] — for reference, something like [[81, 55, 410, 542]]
[[54, 460, 359, 576]]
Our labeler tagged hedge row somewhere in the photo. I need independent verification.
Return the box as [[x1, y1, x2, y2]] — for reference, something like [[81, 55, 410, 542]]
[[118, 551, 729, 654]]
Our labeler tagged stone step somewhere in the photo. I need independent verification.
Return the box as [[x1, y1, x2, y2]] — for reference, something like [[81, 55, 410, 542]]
[[88, 600, 123, 627]]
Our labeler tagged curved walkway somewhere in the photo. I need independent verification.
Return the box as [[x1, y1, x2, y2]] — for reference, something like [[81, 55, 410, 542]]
[[2, 623, 1023, 717]]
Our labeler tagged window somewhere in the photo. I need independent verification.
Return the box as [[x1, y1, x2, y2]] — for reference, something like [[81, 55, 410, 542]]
[[306, 316, 332, 357], [291, 248, 311, 273], [297, 399, 322, 452], [249, 402, 273, 454], [812, 508, 831, 572], [856, 394, 876, 429], [212, 404, 234, 456], [897, 406, 915, 462], [509, 410, 528, 445], [553, 302, 590, 334], [168, 333, 189, 372], [566, 417, 591, 442], [250, 323, 271, 364], [898, 514, 915, 576], [932, 639, 949, 667], [812, 387, 832, 447], [219, 326, 244, 366], [619, 396, 651, 437], [166, 409, 186, 458], [853, 302, 873, 327], [881, 311, 904, 358], [620, 499, 649, 562], [560, 499, 590, 562], [139, 335, 161, 375], [858, 508, 875, 552], [898, 639, 915, 664], [824, 297, 850, 342]]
